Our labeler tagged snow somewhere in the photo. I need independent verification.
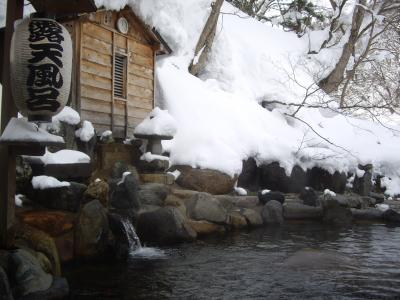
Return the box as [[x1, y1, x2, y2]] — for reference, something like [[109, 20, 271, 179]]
[[26, 149, 90, 165], [100, 130, 113, 140], [32, 175, 70, 190], [0, 117, 64, 144], [140, 152, 170, 163], [167, 169, 181, 180], [52, 106, 81, 126], [261, 189, 271, 195], [96, 0, 400, 195], [95, 178, 102, 183], [75, 120, 95, 142], [235, 187, 248, 196], [134, 107, 177, 137], [15, 194, 23, 207], [356, 169, 365, 178], [376, 203, 389, 212], [324, 189, 336, 197], [118, 171, 131, 185]]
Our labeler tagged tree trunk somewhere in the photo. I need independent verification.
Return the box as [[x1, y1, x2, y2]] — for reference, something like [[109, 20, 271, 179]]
[[318, 0, 366, 94], [189, 0, 224, 76]]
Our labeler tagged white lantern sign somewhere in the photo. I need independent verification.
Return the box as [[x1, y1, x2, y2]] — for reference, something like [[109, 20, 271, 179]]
[[10, 17, 72, 122]]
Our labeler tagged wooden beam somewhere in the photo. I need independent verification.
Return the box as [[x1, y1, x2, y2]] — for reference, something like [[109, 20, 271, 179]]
[[0, 0, 24, 249], [29, 0, 97, 15]]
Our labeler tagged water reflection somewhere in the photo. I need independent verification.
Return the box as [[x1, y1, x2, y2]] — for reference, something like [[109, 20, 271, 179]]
[[66, 224, 400, 299]]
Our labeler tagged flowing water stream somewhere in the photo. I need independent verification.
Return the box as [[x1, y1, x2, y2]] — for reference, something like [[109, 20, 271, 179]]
[[66, 223, 400, 299]]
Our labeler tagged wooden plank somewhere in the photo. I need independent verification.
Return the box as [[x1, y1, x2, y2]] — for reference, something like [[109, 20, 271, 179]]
[[128, 83, 153, 99], [127, 107, 151, 119], [128, 39, 153, 57], [114, 101, 127, 116], [81, 109, 111, 126], [81, 71, 112, 91], [81, 84, 112, 102], [115, 34, 127, 50], [81, 60, 112, 79], [128, 73, 153, 90], [81, 97, 112, 114], [128, 96, 153, 110], [82, 34, 112, 55], [82, 47, 112, 67], [83, 22, 112, 43], [129, 63, 153, 80], [129, 53, 153, 68]]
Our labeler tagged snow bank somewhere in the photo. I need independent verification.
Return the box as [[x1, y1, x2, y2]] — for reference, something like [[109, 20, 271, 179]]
[[38, 149, 90, 165], [134, 107, 177, 137], [32, 175, 70, 190], [98, 0, 400, 195]]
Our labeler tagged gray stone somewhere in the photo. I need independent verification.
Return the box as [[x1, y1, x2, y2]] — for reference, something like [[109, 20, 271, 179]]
[[0, 266, 13, 300], [306, 167, 347, 193], [186, 193, 228, 223], [110, 161, 140, 182], [138, 183, 170, 206], [9, 249, 52, 298], [16, 156, 33, 195], [383, 209, 400, 223], [31, 182, 87, 212], [323, 206, 353, 225], [283, 203, 323, 220], [137, 207, 196, 245], [261, 200, 284, 225], [237, 157, 260, 192], [353, 169, 372, 196], [110, 173, 140, 210], [241, 208, 263, 226], [258, 191, 285, 205], [75, 200, 109, 258], [137, 159, 169, 173], [351, 208, 383, 220], [369, 192, 385, 204], [299, 187, 318, 206], [20, 276, 69, 300]]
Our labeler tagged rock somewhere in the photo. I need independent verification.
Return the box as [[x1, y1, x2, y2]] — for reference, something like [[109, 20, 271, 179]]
[[299, 187, 318, 206], [137, 159, 169, 173], [283, 249, 356, 270], [108, 213, 141, 259], [99, 131, 114, 144], [138, 183, 170, 206], [241, 208, 263, 226], [109, 173, 140, 210], [369, 192, 385, 204], [261, 200, 284, 225], [172, 165, 237, 195], [0, 266, 12, 300], [306, 167, 346, 193], [362, 196, 376, 207], [84, 179, 110, 207], [227, 211, 248, 228], [186, 193, 228, 224], [15, 224, 61, 276], [9, 249, 52, 298], [187, 220, 225, 236], [75, 200, 109, 258], [323, 206, 353, 225], [137, 207, 196, 245], [353, 168, 372, 196], [110, 161, 140, 183], [258, 163, 306, 193], [283, 203, 323, 220], [382, 209, 400, 223], [237, 158, 260, 192], [351, 208, 383, 220], [76, 133, 97, 160], [31, 182, 87, 212], [20, 276, 69, 300], [164, 195, 187, 217], [258, 191, 285, 205], [340, 194, 371, 209], [16, 156, 33, 195], [289, 165, 307, 193], [235, 196, 259, 208]]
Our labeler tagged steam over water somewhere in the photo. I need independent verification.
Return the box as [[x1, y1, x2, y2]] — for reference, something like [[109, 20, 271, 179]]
[[66, 223, 400, 299]]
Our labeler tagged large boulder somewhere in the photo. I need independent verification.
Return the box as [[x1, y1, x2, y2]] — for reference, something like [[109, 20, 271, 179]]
[[369, 192, 385, 204], [237, 158, 260, 192], [9, 249, 52, 298], [382, 209, 400, 223], [321, 194, 353, 225], [84, 179, 109, 208], [137, 207, 196, 244], [258, 163, 306, 193], [299, 187, 318, 206], [258, 191, 285, 205], [0, 266, 12, 300], [20, 276, 69, 300], [185, 193, 228, 224], [241, 208, 263, 226], [353, 165, 373, 196], [138, 183, 170, 206], [172, 165, 237, 195], [31, 182, 87, 212], [283, 203, 323, 220], [261, 200, 284, 225], [351, 208, 383, 221], [75, 200, 109, 258], [110, 161, 140, 182], [227, 211, 248, 228], [306, 167, 347, 193], [187, 220, 225, 236], [109, 173, 140, 211]]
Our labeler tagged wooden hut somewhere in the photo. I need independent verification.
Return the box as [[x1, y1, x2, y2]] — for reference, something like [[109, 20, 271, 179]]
[[61, 7, 171, 139]]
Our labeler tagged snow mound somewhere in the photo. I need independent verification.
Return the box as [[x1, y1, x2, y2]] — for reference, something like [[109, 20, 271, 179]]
[[40, 149, 90, 165], [134, 107, 177, 137], [52, 106, 81, 126], [75, 120, 95, 142], [32, 175, 70, 190]]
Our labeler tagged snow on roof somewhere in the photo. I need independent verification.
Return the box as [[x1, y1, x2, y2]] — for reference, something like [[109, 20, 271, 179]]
[[0, 117, 64, 144]]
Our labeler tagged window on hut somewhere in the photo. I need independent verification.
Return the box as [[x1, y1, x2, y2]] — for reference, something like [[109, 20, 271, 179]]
[[114, 53, 127, 99]]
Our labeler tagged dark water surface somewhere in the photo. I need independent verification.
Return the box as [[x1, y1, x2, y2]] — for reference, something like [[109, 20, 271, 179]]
[[65, 223, 400, 299]]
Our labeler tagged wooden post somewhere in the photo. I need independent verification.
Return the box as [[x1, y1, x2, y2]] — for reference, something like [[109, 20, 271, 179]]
[[0, 0, 24, 249]]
